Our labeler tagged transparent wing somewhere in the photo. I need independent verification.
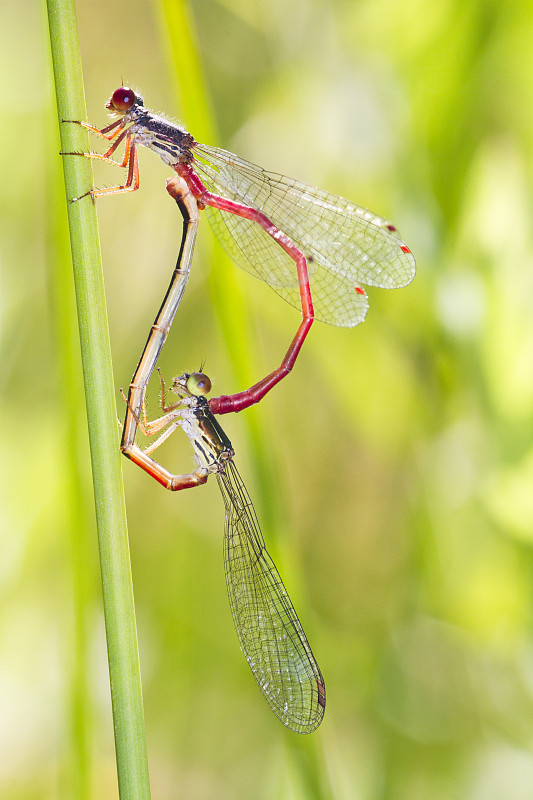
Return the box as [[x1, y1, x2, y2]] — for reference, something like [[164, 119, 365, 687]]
[[191, 143, 415, 327], [218, 461, 325, 734]]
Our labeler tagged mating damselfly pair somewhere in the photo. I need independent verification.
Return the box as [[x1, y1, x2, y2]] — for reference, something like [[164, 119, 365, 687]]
[[63, 86, 415, 733]]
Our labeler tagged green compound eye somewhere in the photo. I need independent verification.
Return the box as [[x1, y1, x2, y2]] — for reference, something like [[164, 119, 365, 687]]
[[186, 372, 212, 396]]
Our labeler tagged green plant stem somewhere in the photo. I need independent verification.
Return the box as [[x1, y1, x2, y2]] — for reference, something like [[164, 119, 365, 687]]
[[46, 1, 151, 797], [46, 103, 92, 798]]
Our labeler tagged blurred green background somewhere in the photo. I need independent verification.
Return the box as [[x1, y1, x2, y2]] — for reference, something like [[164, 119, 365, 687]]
[[3, 0, 533, 797]]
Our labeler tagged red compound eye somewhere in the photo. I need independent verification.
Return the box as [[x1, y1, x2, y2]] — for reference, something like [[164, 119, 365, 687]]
[[110, 87, 136, 112]]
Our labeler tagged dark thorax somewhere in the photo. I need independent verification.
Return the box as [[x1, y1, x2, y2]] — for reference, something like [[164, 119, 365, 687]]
[[128, 106, 196, 166]]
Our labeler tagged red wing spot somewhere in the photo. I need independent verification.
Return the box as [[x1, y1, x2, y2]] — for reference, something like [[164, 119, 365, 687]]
[[355, 286, 365, 295], [400, 245, 411, 253]]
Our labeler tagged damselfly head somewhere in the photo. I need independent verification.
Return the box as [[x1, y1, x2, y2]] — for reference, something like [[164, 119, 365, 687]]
[[106, 87, 143, 115]]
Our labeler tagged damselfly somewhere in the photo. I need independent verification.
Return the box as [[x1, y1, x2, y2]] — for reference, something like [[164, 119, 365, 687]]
[[126, 370, 326, 734], [64, 87, 416, 414]]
